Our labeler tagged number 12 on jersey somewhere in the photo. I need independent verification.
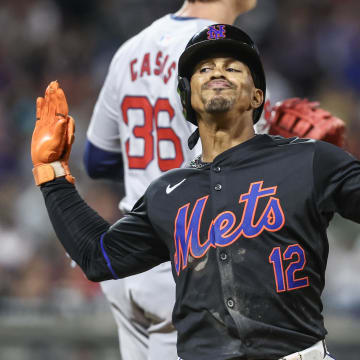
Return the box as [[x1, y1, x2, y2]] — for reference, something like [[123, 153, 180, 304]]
[[121, 96, 184, 171], [269, 244, 309, 292]]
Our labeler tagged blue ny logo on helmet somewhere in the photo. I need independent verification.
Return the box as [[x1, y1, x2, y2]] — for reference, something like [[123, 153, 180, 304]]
[[207, 25, 226, 40]]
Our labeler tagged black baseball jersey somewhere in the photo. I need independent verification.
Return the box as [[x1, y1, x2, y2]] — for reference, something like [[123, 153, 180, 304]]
[[42, 134, 360, 360]]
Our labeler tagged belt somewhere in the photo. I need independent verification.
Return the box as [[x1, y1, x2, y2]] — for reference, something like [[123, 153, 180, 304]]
[[178, 340, 333, 360], [279, 340, 329, 360]]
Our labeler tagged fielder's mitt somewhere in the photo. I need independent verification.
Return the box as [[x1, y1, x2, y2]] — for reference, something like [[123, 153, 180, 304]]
[[264, 98, 345, 147]]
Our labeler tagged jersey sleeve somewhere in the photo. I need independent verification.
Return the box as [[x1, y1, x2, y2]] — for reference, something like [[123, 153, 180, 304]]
[[83, 139, 124, 181], [41, 178, 169, 282], [86, 51, 123, 153], [101, 194, 170, 278], [313, 141, 360, 223]]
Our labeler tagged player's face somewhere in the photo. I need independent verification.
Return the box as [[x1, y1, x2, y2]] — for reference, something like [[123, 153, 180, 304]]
[[190, 56, 260, 117]]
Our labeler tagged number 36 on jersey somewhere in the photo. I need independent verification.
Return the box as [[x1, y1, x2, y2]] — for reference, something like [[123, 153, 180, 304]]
[[121, 95, 185, 171]]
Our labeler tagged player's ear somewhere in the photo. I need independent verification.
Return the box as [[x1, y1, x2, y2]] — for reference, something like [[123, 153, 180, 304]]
[[251, 88, 264, 109]]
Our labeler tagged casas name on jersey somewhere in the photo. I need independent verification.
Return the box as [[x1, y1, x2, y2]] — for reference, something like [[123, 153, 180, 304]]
[[130, 51, 176, 84]]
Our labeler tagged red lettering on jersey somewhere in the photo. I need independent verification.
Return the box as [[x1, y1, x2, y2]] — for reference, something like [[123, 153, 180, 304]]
[[154, 51, 162, 75], [163, 61, 176, 84], [140, 53, 151, 77], [131, 53, 174, 81], [155, 53, 169, 77], [130, 58, 138, 82], [161, 55, 169, 75]]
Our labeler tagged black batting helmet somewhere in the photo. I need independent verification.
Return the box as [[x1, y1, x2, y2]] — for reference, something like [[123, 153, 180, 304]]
[[177, 24, 266, 148]]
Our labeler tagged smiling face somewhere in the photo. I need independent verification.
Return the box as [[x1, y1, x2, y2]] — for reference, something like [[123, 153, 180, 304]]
[[190, 56, 263, 120]]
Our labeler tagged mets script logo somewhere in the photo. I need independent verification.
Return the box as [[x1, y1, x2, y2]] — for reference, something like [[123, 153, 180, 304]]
[[207, 25, 226, 40], [173, 181, 285, 275]]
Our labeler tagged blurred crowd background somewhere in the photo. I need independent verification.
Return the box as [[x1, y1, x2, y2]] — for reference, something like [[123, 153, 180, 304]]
[[0, 0, 359, 359]]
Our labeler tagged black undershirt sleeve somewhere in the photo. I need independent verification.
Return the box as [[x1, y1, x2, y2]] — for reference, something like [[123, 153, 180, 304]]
[[41, 177, 112, 281], [41, 177, 170, 282]]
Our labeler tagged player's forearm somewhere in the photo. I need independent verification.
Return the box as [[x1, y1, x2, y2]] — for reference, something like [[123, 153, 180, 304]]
[[40, 177, 113, 282]]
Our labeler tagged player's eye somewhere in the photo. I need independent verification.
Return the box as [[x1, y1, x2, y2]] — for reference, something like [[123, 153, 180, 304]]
[[226, 67, 241, 72], [200, 67, 211, 73]]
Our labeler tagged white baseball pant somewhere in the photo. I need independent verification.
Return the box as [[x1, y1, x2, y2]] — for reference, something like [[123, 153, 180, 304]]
[[101, 262, 178, 360]]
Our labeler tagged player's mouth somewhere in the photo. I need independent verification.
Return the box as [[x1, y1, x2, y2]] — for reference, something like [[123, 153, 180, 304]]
[[203, 80, 234, 90]]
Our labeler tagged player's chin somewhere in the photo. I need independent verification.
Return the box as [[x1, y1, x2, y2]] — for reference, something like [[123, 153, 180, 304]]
[[204, 96, 234, 113]]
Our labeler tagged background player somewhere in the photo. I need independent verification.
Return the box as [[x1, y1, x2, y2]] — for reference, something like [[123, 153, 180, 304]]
[[31, 24, 356, 359], [84, 1, 259, 359]]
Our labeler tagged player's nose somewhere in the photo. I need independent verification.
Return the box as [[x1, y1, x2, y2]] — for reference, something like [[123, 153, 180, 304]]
[[210, 67, 226, 79]]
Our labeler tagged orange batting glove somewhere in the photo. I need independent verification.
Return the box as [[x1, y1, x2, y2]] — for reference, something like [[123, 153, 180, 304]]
[[31, 81, 75, 185]]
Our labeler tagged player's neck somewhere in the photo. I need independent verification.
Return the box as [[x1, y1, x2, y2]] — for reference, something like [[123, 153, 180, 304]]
[[198, 114, 255, 163], [175, 1, 251, 24]]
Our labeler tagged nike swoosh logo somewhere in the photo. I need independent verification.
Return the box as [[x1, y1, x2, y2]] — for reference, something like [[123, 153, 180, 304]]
[[166, 179, 186, 194]]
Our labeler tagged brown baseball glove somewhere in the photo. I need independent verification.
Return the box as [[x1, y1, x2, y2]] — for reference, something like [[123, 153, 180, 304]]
[[31, 81, 75, 185], [264, 98, 345, 147]]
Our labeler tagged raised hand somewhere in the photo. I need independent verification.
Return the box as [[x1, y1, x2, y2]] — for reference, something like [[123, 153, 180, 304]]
[[31, 81, 75, 185]]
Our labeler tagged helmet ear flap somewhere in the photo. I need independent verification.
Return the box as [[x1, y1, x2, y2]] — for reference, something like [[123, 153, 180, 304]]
[[177, 76, 197, 126]]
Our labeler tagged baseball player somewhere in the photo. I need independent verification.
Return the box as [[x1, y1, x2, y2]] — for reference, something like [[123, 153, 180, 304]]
[[84, 1, 259, 358], [31, 24, 355, 359]]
